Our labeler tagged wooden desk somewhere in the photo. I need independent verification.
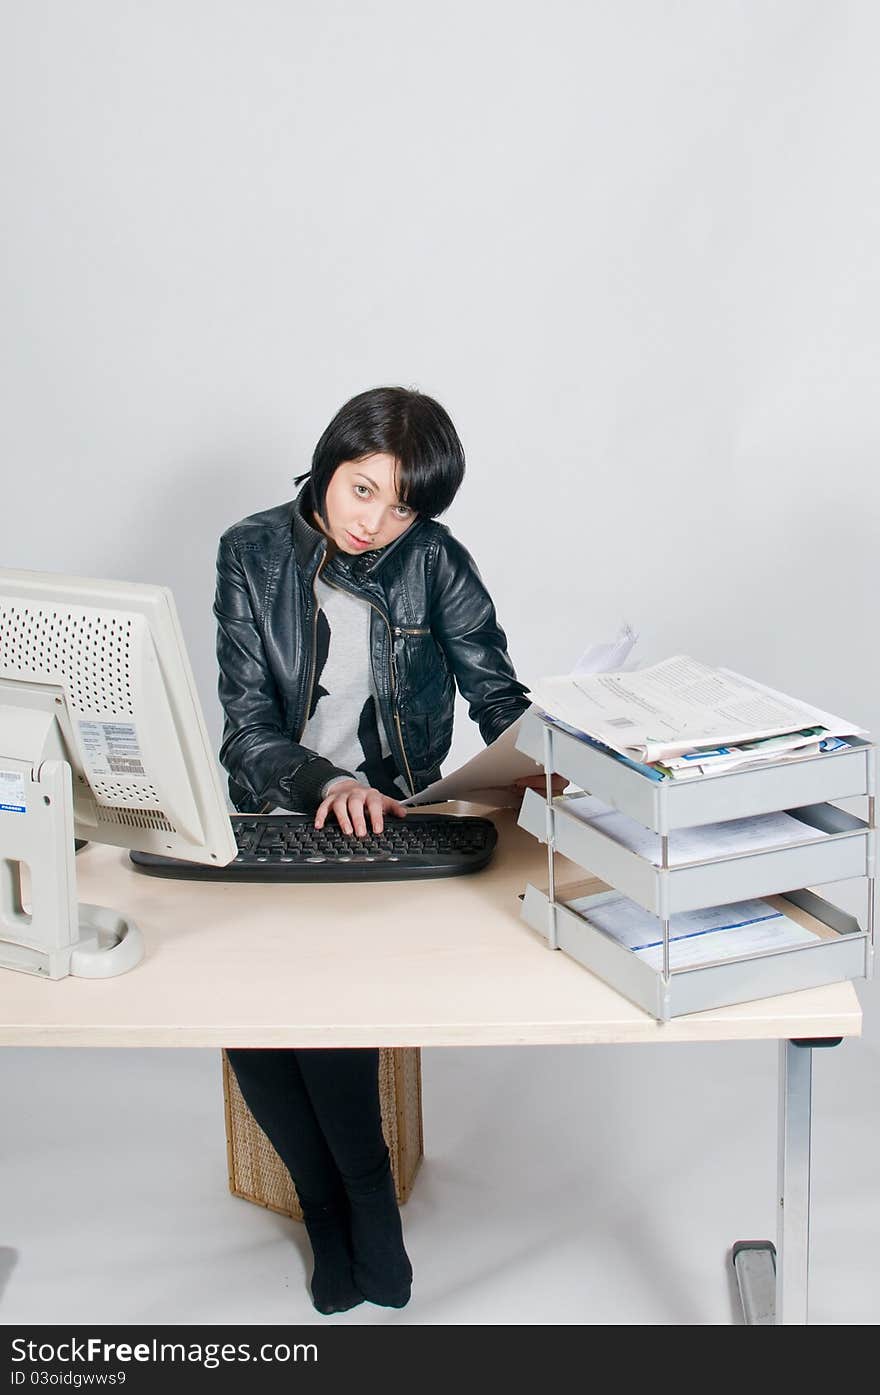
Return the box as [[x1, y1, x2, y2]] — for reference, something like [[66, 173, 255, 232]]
[[0, 805, 862, 1323]]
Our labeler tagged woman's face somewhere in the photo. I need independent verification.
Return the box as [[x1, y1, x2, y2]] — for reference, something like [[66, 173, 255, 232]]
[[319, 454, 417, 555]]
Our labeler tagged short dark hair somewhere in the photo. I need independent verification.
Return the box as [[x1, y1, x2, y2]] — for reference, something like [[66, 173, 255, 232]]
[[306, 387, 466, 520]]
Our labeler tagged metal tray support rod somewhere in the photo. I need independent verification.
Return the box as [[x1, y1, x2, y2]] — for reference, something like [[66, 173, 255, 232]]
[[543, 722, 558, 950], [867, 747, 876, 955]]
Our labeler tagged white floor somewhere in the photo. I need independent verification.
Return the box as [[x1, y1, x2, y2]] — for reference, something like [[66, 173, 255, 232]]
[[3, 975, 879, 1328]]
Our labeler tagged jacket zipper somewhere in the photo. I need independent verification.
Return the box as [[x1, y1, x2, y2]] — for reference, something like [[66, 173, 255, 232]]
[[393, 625, 430, 636], [320, 575, 416, 796], [297, 548, 329, 742]]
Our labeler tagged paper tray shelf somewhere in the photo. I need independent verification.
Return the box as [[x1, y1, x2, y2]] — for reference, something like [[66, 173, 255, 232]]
[[518, 788, 872, 917], [516, 713, 874, 831], [521, 881, 870, 1022]]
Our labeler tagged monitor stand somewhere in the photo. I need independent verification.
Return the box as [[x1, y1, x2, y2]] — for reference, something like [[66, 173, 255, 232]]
[[0, 751, 143, 980]]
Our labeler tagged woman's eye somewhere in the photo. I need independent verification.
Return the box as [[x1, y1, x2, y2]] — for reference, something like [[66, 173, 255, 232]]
[[395, 506, 413, 518], [354, 485, 370, 498]]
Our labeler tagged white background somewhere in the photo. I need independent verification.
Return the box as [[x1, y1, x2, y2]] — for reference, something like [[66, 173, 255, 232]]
[[1, 1, 878, 1325]]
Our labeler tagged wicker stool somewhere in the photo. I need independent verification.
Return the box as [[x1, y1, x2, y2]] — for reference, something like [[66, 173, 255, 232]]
[[222, 1048, 424, 1220]]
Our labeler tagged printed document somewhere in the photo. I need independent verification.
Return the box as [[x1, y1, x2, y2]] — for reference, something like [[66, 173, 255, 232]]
[[565, 890, 820, 970], [528, 656, 864, 764]]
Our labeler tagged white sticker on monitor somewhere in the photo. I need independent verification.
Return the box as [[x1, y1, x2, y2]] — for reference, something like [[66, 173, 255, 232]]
[[0, 770, 26, 813], [78, 721, 147, 778]]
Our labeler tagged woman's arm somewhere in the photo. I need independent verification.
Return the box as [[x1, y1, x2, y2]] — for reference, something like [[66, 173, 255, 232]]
[[214, 532, 354, 811], [428, 535, 567, 795], [428, 532, 531, 744]]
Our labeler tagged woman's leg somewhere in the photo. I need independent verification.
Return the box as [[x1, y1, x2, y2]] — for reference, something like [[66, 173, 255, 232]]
[[295, 1048, 413, 1308], [225, 1048, 362, 1315]]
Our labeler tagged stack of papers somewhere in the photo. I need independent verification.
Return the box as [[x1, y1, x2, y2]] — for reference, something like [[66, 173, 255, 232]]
[[528, 656, 864, 781], [562, 795, 825, 865], [565, 890, 820, 971]]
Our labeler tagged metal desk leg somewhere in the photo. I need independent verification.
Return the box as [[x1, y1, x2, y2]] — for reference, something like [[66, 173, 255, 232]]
[[731, 1037, 840, 1325], [775, 1038, 813, 1324]]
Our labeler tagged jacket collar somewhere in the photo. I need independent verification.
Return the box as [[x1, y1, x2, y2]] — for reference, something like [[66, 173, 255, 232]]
[[290, 484, 329, 580], [290, 482, 425, 584]]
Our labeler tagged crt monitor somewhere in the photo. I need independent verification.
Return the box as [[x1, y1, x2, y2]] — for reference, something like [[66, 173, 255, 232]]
[[0, 567, 237, 980]]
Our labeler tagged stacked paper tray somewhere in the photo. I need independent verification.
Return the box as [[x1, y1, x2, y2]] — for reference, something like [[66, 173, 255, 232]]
[[515, 712, 875, 1021], [517, 790, 870, 916]]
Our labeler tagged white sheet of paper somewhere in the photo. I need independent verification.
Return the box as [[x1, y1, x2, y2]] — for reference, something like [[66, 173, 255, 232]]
[[570, 623, 638, 676], [560, 795, 826, 865], [565, 891, 819, 970], [403, 623, 640, 808], [402, 711, 539, 808], [278, 716, 538, 811]]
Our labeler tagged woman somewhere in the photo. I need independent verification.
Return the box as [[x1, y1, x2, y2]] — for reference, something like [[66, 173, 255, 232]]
[[215, 386, 542, 1313]]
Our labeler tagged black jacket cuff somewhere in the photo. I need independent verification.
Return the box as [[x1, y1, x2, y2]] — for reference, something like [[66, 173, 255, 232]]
[[285, 757, 355, 812]]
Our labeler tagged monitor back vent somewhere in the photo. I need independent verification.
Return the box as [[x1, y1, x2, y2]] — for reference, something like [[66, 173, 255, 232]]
[[92, 779, 162, 807], [0, 605, 135, 716], [95, 805, 176, 833]]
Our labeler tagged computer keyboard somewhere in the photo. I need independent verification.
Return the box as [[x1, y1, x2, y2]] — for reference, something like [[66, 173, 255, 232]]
[[129, 812, 498, 882]]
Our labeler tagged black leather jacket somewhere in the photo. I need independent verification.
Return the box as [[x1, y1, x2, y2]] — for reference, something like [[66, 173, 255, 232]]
[[215, 486, 530, 813]]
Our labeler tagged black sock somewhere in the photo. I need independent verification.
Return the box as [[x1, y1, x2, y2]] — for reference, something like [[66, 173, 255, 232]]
[[343, 1157, 413, 1309], [300, 1196, 364, 1316]]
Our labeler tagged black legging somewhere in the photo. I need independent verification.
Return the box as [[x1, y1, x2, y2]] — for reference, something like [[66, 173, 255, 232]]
[[226, 1047, 388, 1209]]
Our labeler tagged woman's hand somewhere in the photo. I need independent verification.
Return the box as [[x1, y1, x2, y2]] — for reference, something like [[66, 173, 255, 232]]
[[314, 779, 408, 836]]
